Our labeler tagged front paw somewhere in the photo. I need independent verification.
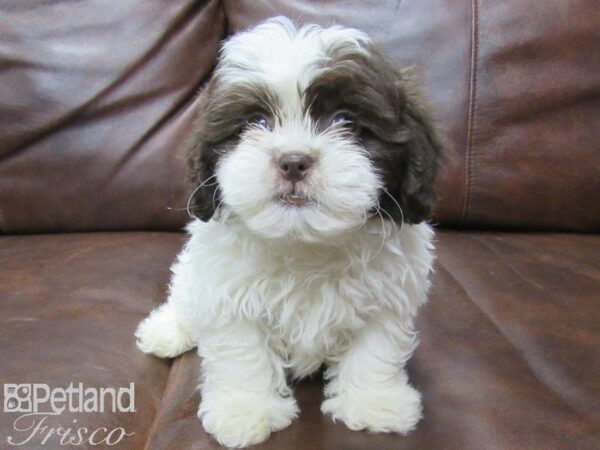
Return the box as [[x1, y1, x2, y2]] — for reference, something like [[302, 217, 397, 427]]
[[135, 304, 194, 358], [198, 390, 299, 448], [321, 382, 422, 434]]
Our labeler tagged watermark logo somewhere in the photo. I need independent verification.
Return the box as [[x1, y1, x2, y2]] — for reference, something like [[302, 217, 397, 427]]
[[4, 385, 32, 413], [3, 382, 136, 446]]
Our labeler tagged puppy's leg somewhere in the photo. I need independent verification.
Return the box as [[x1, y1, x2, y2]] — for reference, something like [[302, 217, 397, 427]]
[[135, 255, 195, 358], [322, 316, 422, 434], [198, 322, 298, 448]]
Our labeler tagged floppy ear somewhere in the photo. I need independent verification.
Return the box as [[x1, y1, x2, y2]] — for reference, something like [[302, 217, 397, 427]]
[[331, 45, 445, 225], [185, 70, 278, 222], [370, 67, 445, 225], [187, 139, 219, 222], [394, 79, 445, 224], [186, 81, 221, 222]]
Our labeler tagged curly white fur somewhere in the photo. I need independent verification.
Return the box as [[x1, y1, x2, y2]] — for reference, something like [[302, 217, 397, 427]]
[[136, 17, 436, 448], [136, 219, 434, 447]]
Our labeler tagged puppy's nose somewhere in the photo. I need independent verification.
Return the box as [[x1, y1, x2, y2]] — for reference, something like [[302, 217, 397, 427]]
[[278, 153, 313, 182]]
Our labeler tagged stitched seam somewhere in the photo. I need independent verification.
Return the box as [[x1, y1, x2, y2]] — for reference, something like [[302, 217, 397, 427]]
[[460, 0, 479, 225]]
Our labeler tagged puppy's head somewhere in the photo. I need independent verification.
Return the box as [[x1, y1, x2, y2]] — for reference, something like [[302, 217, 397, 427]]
[[188, 17, 443, 242]]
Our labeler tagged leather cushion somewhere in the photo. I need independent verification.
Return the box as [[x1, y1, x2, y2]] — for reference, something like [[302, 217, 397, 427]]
[[0, 0, 224, 233], [0, 232, 184, 448]]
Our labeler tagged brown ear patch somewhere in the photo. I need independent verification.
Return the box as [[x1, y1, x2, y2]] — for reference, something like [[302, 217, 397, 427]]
[[305, 46, 445, 224], [186, 75, 280, 221]]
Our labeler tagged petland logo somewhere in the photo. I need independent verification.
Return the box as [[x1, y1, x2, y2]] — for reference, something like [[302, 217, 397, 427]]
[[3, 383, 135, 446]]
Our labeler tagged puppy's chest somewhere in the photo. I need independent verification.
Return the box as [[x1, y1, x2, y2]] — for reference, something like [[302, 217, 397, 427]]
[[254, 258, 382, 369]]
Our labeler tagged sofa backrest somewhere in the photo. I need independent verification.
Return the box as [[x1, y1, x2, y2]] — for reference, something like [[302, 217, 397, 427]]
[[1, 0, 598, 234], [0, 0, 223, 233]]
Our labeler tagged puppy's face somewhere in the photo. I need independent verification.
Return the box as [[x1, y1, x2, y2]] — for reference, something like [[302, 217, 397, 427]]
[[188, 18, 443, 242]]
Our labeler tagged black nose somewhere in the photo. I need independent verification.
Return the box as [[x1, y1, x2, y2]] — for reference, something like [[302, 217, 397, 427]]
[[278, 153, 314, 182]]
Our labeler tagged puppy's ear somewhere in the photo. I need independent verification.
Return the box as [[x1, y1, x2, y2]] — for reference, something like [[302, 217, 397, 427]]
[[186, 80, 221, 222], [393, 76, 445, 224], [341, 46, 444, 224], [187, 140, 219, 222], [185, 69, 278, 221], [369, 65, 445, 225]]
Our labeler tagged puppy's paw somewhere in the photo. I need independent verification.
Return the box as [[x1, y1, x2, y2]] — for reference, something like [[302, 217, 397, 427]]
[[198, 390, 299, 448], [321, 382, 422, 434], [135, 304, 194, 358]]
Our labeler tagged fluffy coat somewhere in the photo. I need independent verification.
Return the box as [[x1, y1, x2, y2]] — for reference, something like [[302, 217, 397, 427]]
[[136, 17, 442, 448]]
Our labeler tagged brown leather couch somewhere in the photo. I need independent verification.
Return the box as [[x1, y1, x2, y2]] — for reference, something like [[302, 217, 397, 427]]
[[1, 1, 598, 449]]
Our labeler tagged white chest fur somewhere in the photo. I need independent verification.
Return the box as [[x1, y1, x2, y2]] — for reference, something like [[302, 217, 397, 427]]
[[169, 218, 435, 377]]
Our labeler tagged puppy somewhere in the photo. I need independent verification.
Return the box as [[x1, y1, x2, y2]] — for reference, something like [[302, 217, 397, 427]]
[[136, 17, 443, 448]]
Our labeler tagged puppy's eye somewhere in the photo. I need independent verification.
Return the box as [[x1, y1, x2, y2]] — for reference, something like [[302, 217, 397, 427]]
[[247, 114, 271, 129], [331, 112, 353, 126]]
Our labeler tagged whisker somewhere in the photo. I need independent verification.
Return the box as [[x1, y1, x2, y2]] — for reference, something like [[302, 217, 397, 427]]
[[211, 184, 219, 206], [347, 207, 369, 234], [378, 206, 398, 237], [379, 186, 404, 235], [211, 184, 222, 216], [214, 198, 227, 221], [186, 175, 217, 219], [371, 204, 387, 261]]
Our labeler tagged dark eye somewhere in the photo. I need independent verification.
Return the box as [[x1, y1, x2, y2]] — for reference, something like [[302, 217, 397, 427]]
[[331, 112, 353, 126], [248, 114, 271, 129]]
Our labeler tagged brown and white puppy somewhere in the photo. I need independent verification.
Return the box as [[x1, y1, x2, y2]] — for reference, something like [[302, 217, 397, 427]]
[[136, 17, 443, 448]]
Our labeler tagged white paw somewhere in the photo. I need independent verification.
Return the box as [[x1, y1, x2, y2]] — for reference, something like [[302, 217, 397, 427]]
[[321, 382, 422, 434], [198, 391, 299, 448], [135, 304, 194, 358]]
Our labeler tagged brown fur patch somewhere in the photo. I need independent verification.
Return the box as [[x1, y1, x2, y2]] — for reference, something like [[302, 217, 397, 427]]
[[304, 45, 444, 223], [187, 76, 280, 221]]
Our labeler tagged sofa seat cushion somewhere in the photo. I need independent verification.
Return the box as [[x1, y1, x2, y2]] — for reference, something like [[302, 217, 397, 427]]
[[0, 232, 184, 448], [142, 231, 600, 450], [1, 231, 598, 449]]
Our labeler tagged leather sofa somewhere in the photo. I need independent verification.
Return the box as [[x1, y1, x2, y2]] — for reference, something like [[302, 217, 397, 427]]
[[1, 1, 598, 449]]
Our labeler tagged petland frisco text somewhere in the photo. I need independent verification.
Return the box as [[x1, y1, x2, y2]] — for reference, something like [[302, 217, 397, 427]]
[[3, 382, 135, 446]]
